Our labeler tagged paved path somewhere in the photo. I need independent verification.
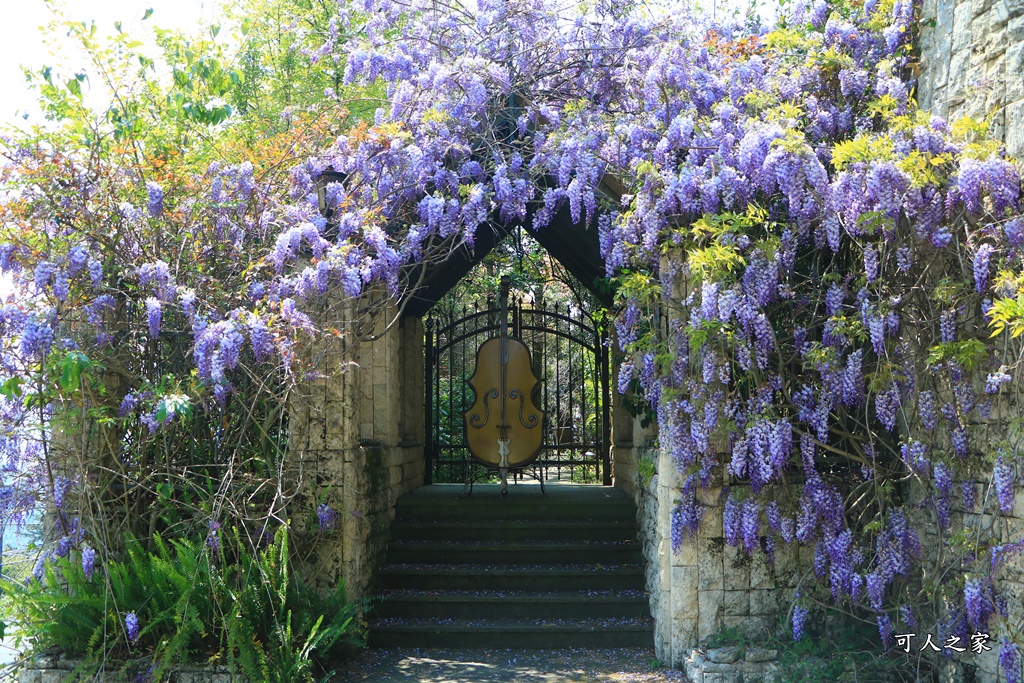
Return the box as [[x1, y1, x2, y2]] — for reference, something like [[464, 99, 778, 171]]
[[331, 648, 686, 683]]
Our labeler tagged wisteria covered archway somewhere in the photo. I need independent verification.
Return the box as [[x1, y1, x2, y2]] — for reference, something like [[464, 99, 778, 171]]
[[2, 0, 1024, 677]]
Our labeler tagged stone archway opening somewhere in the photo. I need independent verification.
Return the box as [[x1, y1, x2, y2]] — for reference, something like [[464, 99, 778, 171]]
[[422, 240, 613, 488], [289, 187, 661, 653]]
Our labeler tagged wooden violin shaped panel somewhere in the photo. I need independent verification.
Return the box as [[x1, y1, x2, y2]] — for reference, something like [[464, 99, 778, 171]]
[[464, 336, 545, 469]]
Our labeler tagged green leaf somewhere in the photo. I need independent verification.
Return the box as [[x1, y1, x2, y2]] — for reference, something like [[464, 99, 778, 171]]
[[1, 376, 24, 398], [58, 351, 92, 391]]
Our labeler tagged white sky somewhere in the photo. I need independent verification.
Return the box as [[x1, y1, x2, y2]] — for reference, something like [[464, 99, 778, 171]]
[[0, 1, 219, 127]]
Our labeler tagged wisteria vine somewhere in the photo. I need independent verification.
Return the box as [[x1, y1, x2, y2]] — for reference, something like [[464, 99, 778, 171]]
[[1, 0, 1023, 675]]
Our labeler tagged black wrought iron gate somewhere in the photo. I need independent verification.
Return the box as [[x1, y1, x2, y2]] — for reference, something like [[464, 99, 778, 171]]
[[425, 300, 611, 485]]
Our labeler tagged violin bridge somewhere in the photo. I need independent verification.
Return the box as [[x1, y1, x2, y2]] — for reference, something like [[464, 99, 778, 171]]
[[498, 438, 510, 496], [497, 439, 510, 469]]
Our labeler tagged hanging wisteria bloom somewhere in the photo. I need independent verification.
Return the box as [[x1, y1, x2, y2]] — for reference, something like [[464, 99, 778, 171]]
[[207, 520, 222, 555], [317, 503, 339, 531], [125, 612, 140, 644], [146, 181, 164, 217], [81, 544, 97, 580], [792, 604, 809, 641], [994, 455, 1017, 513], [145, 298, 162, 339]]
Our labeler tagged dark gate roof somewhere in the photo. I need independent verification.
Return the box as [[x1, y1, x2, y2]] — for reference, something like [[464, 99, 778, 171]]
[[318, 171, 621, 319], [399, 176, 627, 318], [400, 204, 609, 318]]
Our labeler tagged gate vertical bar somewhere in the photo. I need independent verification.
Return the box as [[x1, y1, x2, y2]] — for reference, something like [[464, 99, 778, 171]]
[[435, 321, 443, 483], [600, 323, 612, 486], [424, 318, 434, 485]]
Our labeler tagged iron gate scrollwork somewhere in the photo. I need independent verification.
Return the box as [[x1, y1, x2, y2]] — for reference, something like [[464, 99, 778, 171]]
[[425, 299, 611, 485]]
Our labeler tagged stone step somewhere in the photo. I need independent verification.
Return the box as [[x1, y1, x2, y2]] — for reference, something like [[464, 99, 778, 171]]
[[371, 484, 650, 650], [378, 564, 645, 591], [389, 519, 638, 542], [394, 500, 636, 522], [393, 484, 637, 522], [372, 589, 651, 619], [367, 616, 655, 648], [385, 540, 642, 564]]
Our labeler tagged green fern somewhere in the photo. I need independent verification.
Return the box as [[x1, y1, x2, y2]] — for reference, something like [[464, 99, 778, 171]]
[[3, 525, 364, 683]]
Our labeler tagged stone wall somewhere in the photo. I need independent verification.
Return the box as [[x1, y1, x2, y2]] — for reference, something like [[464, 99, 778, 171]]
[[939, 482, 1024, 682], [287, 294, 424, 601], [917, 0, 1024, 158], [630, 259, 805, 668], [625, 405, 800, 668], [907, 443, 1024, 681], [917, 9, 1024, 680], [629, 417, 668, 659], [655, 458, 801, 667]]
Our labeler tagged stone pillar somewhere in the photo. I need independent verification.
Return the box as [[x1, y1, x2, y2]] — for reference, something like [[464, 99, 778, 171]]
[[610, 342, 638, 496], [287, 294, 425, 600], [647, 253, 802, 667]]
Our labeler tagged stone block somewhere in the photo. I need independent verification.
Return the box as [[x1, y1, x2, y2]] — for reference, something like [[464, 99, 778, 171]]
[[745, 647, 779, 663], [674, 536, 699, 566], [998, 580, 1024, 620], [994, 0, 1014, 25], [725, 615, 771, 640], [724, 589, 749, 617], [699, 504, 724, 539], [698, 539, 724, 591], [389, 464, 403, 487], [657, 607, 674, 661], [706, 646, 742, 663], [698, 486, 722, 507], [698, 589, 724, 640], [672, 566, 699, 616], [685, 652, 705, 683], [672, 617, 699, 655], [948, 50, 970, 93], [326, 410, 350, 437], [750, 552, 775, 589], [774, 547, 798, 587], [954, 1, 975, 38], [723, 545, 750, 591], [1011, 13, 1024, 43], [703, 672, 738, 683], [1007, 100, 1024, 159], [750, 589, 780, 616]]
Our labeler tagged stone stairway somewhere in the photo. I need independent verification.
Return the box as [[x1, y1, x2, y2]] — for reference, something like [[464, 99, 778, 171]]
[[368, 483, 654, 648]]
